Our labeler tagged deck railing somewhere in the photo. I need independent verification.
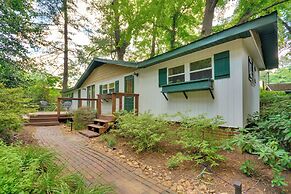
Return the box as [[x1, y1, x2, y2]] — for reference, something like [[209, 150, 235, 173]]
[[57, 93, 139, 119]]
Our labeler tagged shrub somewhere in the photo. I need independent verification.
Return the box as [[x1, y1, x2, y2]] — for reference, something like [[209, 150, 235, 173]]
[[174, 115, 225, 168], [100, 133, 117, 148], [240, 160, 255, 177], [115, 112, 168, 152], [0, 86, 34, 143], [167, 152, 192, 169], [0, 141, 112, 194], [73, 107, 96, 130]]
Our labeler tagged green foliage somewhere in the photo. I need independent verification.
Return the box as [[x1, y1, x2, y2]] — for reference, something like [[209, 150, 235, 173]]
[[0, 141, 112, 194], [261, 67, 291, 84], [167, 152, 192, 169], [115, 112, 167, 152], [0, 86, 34, 142], [174, 114, 225, 168], [73, 107, 96, 130], [226, 90, 291, 187], [240, 160, 255, 177], [100, 133, 117, 149]]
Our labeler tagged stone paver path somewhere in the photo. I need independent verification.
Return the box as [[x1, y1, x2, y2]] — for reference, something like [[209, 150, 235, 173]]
[[34, 126, 173, 194]]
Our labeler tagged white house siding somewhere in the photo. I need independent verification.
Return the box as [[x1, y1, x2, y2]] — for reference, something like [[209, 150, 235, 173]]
[[70, 38, 262, 128], [135, 39, 245, 128], [242, 38, 260, 126]]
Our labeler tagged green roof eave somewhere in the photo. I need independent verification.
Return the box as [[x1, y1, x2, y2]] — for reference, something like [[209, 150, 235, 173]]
[[137, 12, 278, 70]]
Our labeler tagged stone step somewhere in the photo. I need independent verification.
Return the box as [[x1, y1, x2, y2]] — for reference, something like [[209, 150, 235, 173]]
[[28, 121, 60, 126], [79, 130, 99, 138]]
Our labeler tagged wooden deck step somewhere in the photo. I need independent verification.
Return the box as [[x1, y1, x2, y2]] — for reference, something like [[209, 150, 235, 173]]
[[29, 117, 58, 122], [79, 130, 99, 138], [88, 124, 105, 129], [28, 121, 60, 126], [93, 119, 111, 123]]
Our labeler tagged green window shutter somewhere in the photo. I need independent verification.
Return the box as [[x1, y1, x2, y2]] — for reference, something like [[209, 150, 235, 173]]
[[214, 51, 230, 79], [158, 68, 167, 87], [115, 80, 119, 93], [99, 85, 102, 94]]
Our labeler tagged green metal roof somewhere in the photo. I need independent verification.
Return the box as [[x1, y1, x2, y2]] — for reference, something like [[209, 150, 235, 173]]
[[66, 12, 278, 92], [137, 12, 278, 69]]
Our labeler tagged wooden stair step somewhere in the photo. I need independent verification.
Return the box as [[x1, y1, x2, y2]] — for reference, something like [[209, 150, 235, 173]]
[[93, 119, 111, 123], [28, 121, 60, 126], [88, 124, 105, 129], [79, 130, 99, 138]]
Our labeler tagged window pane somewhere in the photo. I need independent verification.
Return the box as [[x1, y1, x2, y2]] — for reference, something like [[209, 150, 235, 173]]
[[168, 65, 184, 76], [168, 74, 185, 84], [190, 58, 211, 72], [109, 82, 115, 89], [190, 69, 212, 81]]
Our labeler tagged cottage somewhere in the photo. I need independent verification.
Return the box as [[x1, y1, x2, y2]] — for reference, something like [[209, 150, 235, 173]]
[[64, 12, 278, 128]]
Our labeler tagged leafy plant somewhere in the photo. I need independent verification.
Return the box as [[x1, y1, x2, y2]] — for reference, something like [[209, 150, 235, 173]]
[[73, 107, 96, 130], [167, 152, 192, 169], [240, 160, 255, 177], [0, 141, 112, 194], [100, 133, 117, 148], [174, 114, 225, 168], [115, 112, 168, 152], [0, 86, 35, 143]]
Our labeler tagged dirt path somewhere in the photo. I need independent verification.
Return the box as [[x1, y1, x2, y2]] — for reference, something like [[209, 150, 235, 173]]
[[34, 126, 174, 194]]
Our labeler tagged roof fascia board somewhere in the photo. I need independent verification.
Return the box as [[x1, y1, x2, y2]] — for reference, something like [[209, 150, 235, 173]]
[[249, 30, 266, 70]]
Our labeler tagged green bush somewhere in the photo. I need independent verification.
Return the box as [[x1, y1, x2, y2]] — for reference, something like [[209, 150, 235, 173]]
[[174, 115, 225, 168], [100, 133, 117, 148], [73, 107, 96, 130], [0, 141, 112, 194], [0, 86, 34, 142], [226, 91, 291, 187], [115, 112, 168, 152], [240, 160, 255, 177], [167, 152, 192, 169]]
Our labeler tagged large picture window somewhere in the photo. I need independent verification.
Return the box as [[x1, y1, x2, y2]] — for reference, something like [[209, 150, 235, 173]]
[[190, 58, 212, 81], [168, 65, 185, 84]]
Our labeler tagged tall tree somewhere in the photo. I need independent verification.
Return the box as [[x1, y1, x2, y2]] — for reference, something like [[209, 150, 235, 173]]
[[63, 0, 69, 91], [201, 0, 218, 37]]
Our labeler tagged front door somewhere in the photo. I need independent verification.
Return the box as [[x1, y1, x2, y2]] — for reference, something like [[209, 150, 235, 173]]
[[124, 75, 134, 112]]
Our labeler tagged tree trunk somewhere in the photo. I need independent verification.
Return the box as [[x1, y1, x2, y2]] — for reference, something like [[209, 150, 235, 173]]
[[62, 0, 68, 91], [201, 0, 218, 37], [279, 17, 291, 34], [150, 23, 157, 57], [170, 12, 178, 49]]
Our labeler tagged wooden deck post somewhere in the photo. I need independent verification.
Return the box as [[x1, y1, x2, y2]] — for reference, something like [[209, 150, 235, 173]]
[[134, 94, 139, 115], [97, 94, 101, 116], [57, 98, 61, 119], [119, 95, 123, 111], [112, 93, 116, 114]]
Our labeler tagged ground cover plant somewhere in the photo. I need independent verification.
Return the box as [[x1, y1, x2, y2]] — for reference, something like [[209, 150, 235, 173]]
[[225, 90, 291, 187], [0, 141, 112, 194], [73, 107, 96, 130], [114, 112, 169, 152]]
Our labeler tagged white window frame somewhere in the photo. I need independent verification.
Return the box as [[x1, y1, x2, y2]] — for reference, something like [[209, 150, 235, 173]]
[[189, 58, 213, 81], [108, 82, 115, 93], [168, 65, 185, 84], [102, 84, 108, 94]]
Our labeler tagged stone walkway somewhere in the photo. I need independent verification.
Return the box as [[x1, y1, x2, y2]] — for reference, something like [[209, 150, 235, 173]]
[[34, 126, 174, 194]]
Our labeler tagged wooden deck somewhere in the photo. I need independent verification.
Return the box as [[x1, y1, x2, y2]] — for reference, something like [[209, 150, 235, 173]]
[[26, 112, 72, 126]]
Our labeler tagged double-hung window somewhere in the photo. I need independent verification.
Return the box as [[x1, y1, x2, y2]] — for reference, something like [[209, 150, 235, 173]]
[[190, 58, 212, 81], [168, 65, 185, 84], [108, 82, 115, 94], [102, 84, 108, 94]]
